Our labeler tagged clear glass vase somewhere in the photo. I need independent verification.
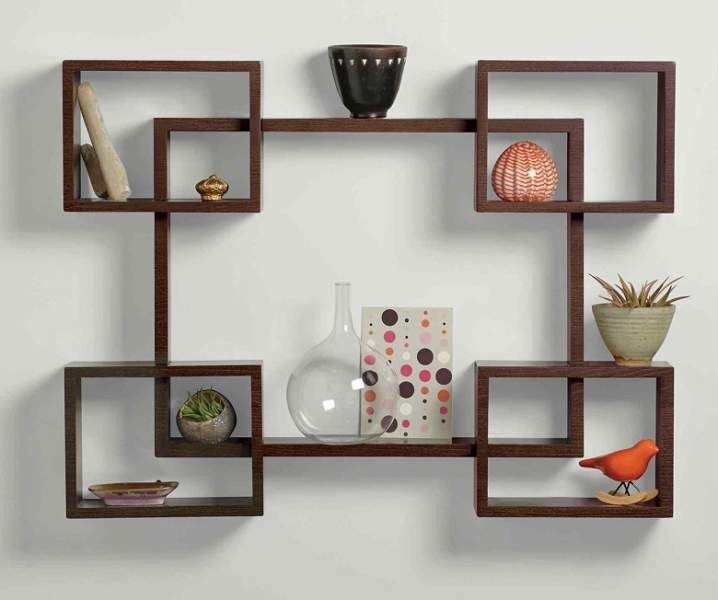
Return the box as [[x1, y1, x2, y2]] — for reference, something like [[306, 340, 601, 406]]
[[287, 282, 399, 444]]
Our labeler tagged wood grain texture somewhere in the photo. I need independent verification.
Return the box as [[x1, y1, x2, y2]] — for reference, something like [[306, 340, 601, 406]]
[[64, 374, 82, 518], [488, 437, 583, 458], [250, 364, 264, 511], [475, 201, 673, 213], [262, 437, 475, 457], [478, 60, 675, 73], [63, 60, 261, 73], [262, 118, 475, 133], [159, 437, 253, 458], [262, 117, 581, 134], [479, 497, 671, 518], [249, 68, 262, 210], [154, 216, 170, 362], [655, 372, 674, 515], [657, 65, 676, 210], [66, 361, 262, 377], [474, 60, 675, 212], [566, 377, 584, 455], [474, 370, 489, 515], [62, 64, 80, 208], [70, 497, 260, 518], [153, 376, 171, 456], [65, 200, 260, 212], [474, 361, 673, 378]]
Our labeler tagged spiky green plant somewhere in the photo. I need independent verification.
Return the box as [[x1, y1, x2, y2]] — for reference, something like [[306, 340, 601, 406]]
[[179, 388, 226, 422], [590, 274, 688, 308]]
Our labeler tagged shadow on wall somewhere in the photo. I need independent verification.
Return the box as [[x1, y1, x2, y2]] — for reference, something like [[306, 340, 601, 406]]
[[304, 51, 348, 117]]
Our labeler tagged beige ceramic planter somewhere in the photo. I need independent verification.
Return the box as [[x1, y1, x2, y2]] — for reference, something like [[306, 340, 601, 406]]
[[592, 304, 675, 366]]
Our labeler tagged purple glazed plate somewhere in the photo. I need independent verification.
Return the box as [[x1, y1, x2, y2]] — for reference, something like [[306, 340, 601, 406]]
[[88, 481, 179, 507]]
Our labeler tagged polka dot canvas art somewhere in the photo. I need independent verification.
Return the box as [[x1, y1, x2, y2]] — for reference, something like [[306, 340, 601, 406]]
[[361, 307, 453, 440]]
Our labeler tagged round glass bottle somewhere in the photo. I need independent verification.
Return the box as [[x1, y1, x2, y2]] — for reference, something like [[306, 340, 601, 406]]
[[287, 282, 399, 444]]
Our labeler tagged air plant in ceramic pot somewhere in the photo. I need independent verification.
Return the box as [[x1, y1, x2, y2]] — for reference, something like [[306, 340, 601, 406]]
[[591, 275, 688, 366], [177, 388, 236, 444]]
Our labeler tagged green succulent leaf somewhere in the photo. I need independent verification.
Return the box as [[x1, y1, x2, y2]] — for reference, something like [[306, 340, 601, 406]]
[[179, 388, 228, 422]]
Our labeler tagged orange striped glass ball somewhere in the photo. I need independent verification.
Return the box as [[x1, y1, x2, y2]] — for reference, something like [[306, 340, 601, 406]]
[[491, 141, 559, 202]]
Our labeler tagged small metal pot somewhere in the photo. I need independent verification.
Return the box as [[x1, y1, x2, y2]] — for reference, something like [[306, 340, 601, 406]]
[[328, 45, 407, 118]]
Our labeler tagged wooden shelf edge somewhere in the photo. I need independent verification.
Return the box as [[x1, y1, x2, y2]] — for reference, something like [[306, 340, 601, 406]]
[[156, 437, 252, 458], [475, 201, 673, 214], [488, 438, 583, 458], [64, 200, 261, 213], [477, 497, 672, 518], [262, 437, 475, 457], [477, 60, 675, 73], [262, 118, 474, 133], [65, 360, 262, 378], [475, 360, 673, 379], [69, 497, 261, 518], [261, 117, 583, 134], [63, 60, 261, 73]]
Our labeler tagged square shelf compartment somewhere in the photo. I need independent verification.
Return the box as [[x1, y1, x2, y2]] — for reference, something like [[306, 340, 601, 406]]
[[65, 361, 263, 518], [474, 361, 674, 517]]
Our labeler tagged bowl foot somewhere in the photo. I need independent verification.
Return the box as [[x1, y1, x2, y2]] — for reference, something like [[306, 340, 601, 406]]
[[614, 357, 653, 367], [351, 112, 387, 119]]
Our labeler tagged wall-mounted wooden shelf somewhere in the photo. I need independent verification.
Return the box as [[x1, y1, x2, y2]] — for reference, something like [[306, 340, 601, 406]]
[[62, 58, 677, 519]]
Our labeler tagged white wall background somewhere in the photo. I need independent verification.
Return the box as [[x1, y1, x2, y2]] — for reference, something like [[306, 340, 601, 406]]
[[1, 0, 717, 597]]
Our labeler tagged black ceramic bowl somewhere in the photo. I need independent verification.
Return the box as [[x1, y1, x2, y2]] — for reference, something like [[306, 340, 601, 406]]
[[328, 45, 407, 118]]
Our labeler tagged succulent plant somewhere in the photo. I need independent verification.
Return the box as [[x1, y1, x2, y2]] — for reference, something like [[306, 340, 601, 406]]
[[179, 388, 226, 422], [590, 274, 688, 308]]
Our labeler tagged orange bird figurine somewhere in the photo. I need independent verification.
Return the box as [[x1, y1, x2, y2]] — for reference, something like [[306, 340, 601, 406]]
[[579, 439, 659, 505]]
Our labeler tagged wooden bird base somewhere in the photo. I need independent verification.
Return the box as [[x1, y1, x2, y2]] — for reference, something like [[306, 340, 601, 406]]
[[596, 488, 659, 506]]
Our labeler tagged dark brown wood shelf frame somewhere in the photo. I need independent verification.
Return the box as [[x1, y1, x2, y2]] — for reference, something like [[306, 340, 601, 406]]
[[63, 60, 262, 213], [474, 361, 674, 518], [65, 361, 263, 518], [475, 60, 675, 213], [61, 58, 678, 519]]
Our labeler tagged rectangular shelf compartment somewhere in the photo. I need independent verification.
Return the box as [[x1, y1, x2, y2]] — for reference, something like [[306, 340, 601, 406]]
[[63, 61, 262, 213], [475, 360, 674, 518], [65, 361, 263, 518]]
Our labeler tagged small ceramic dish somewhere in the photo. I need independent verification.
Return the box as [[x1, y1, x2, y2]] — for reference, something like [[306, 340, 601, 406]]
[[88, 480, 179, 507]]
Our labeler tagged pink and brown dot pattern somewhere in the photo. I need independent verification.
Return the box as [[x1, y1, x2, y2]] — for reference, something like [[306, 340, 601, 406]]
[[361, 306, 453, 439]]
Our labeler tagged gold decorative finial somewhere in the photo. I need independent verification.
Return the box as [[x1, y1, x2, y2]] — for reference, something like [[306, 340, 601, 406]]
[[195, 174, 229, 201]]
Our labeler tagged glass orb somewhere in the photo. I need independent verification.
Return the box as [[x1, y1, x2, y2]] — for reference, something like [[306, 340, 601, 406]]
[[287, 282, 399, 444]]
